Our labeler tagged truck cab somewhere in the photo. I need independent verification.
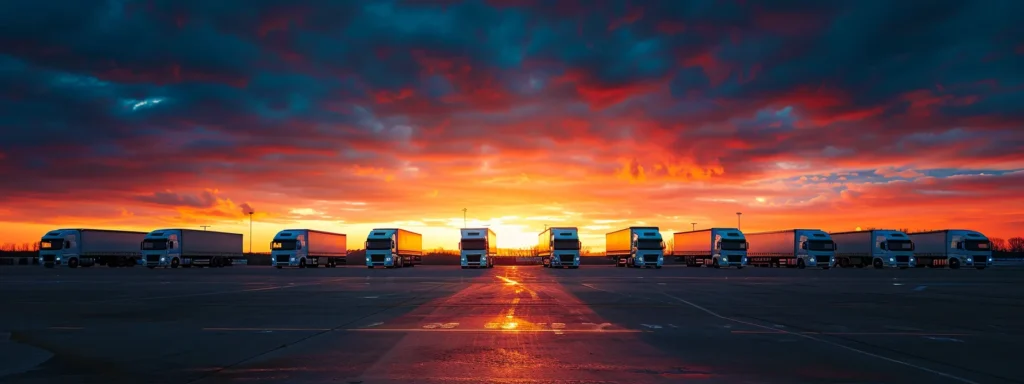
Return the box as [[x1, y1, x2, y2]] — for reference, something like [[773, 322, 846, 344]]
[[39, 229, 79, 268], [271, 230, 307, 268], [874, 230, 916, 269], [712, 228, 748, 268], [546, 228, 581, 269], [948, 230, 993, 269], [141, 229, 183, 268], [797, 230, 836, 268], [365, 229, 402, 268], [632, 230, 665, 268]]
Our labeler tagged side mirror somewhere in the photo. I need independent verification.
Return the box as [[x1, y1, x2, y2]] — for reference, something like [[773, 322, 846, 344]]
[[955, 242, 962, 250], [800, 243, 807, 250], [879, 243, 887, 250], [64, 241, 71, 249]]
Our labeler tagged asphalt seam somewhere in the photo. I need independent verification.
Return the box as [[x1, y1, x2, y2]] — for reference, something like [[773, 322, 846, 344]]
[[181, 280, 454, 384], [661, 293, 981, 384]]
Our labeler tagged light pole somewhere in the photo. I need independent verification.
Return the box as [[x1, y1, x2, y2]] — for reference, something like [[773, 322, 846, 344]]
[[736, 212, 742, 229], [200, 225, 210, 231], [462, 208, 467, 228], [247, 211, 254, 253], [691, 222, 696, 231]]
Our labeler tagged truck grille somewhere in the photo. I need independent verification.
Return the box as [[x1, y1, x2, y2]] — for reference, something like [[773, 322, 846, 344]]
[[42, 254, 55, 262], [275, 255, 290, 263], [146, 255, 160, 263], [466, 254, 481, 263], [815, 256, 831, 263], [559, 254, 575, 263], [727, 255, 743, 263], [643, 255, 659, 263], [896, 256, 909, 263], [370, 255, 385, 263]]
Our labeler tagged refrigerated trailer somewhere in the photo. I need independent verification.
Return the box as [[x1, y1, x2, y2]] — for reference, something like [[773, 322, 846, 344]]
[[746, 229, 835, 269], [271, 229, 347, 268], [909, 229, 992, 269], [832, 229, 915, 269], [673, 228, 747, 268], [460, 228, 496, 268], [606, 227, 664, 268], [365, 228, 422, 268], [141, 229, 243, 268], [38, 229, 148, 268], [539, 227, 581, 269]]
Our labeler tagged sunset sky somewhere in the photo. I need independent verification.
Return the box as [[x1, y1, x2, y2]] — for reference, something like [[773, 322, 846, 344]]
[[1, 0, 1022, 252]]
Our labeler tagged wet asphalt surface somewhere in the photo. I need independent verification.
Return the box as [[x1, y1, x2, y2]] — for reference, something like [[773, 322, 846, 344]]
[[0, 265, 1022, 384]]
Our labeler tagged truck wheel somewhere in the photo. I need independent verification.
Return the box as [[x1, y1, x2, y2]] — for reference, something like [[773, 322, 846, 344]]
[[275, 266, 283, 269], [367, 266, 373, 269], [299, 259, 307, 268], [735, 266, 743, 269], [976, 266, 986, 270], [171, 258, 180, 268], [949, 258, 960, 269], [873, 259, 883, 269], [68, 258, 79, 268], [797, 260, 805, 269]]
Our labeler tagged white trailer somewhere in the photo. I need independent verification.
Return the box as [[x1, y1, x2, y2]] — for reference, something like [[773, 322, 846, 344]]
[[746, 229, 835, 269], [365, 228, 422, 268], [141, 229, 243, 268], [832, 229, 916, 269], [459, 228, 496, 269], [271, 229, 347, 269], [673, 228, 747, 268], [606, 227, 664, 268], [539, 227, 581, 269], [38, 229, 148, 268], [909, 229, 992, 269]]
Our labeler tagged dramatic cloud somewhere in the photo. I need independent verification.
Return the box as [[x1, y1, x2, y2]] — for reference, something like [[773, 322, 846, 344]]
[[1, 0, 1022, 250]]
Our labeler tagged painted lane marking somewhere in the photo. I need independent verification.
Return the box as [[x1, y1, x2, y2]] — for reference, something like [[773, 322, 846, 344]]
[[663, 293, 979, 384]]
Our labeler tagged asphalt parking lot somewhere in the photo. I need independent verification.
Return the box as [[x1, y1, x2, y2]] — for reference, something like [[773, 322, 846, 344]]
[[1, 265, 1022, 384]]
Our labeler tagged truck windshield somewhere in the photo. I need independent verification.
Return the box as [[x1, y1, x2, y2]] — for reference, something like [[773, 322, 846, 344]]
[[554, 239, 580, 250], [720, 240, 747, 251], [637, 239, 662, 250], [142, 240, 167, 250], [40, 239, 63, 250], [807, 240, 835, 251], [964, 240, 990, 251], [271, 240, 297, 250], [366, 239, 392, 250], [461, 239, 486, 250], [886, 240, 913, 250]]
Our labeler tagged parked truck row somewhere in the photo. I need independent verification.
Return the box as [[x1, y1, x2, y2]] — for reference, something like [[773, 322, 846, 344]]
[[38, 226, 995, 271]]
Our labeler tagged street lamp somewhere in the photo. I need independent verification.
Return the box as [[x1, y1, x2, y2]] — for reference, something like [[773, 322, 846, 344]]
[[247, 211, 254, 253], [462, 208, 467, 228], [691, 223, 696, 231], [736, 212, 742, 229], [200, 225, 210, 231]]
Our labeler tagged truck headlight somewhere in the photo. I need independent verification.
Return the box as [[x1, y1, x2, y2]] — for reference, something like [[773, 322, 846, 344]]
[[56, 257, 62, 261], [988, 256, 994, 262], [386, 257, 392, 261], [160, 257, 166, 262], [290, 257, 296, 262], [366, 256, 370, 261], [889, 257, 895, 262]]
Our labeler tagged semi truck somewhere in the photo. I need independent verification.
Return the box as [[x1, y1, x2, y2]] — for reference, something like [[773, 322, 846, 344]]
[[832, 229, 915, 269], [673, 228, 748, 269], [909, 229, 992, 269], [539, 227, 581, 269], [745, 229, 835, 269], [606, 227, 664, 268], [141, 229, 243, 268], [459, 228, 496, 268], [271, 229, 347, 269], [365, 228, 422, 268], [38, 228, 148, 268]]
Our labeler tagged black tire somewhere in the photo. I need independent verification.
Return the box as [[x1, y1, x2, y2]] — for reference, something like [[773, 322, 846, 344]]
[[949, 258, 960, 269], [873, 259, 884, 269], [367, 266, 373, 269], [797, 259, 806, 269], [68, 258, 79, 268], [275, 266, 282, 269], [171, 258, 180, 269], [299, 259, 307, 268], [976, 266, 986, 270]]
